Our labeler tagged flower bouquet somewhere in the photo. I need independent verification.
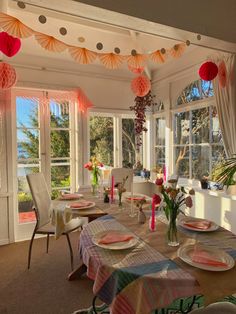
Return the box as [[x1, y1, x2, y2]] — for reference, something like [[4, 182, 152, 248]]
[[84, 157, 103, 195], [115, 175, 128, 209]]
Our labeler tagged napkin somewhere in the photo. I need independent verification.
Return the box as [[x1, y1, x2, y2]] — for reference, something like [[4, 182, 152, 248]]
[[69, 201, 93, 208], [127, 196, 145, 201], [191, 249, 228, 267], [184, 220, 212, 230], [98, 232, 134, 245], [60, 193, 82, 200]]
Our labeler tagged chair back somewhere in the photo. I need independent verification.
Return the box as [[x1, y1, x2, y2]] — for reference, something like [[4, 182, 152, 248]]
[[26, 173, 51, 228], [190, 302, 236, 313], [110, 168, 134, 192]]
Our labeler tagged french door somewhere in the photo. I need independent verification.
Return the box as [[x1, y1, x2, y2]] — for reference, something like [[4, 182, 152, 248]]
[[13, 89, 78, 239]]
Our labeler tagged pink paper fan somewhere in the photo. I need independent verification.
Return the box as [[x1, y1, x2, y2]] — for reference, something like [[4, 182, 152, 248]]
[[218, 60, 227, 88]]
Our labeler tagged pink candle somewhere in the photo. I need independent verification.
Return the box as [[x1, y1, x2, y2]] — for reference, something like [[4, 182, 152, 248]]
[[150, 196, 156, 231], [163, 165, 166, 183], [111, 175, 114, 203]]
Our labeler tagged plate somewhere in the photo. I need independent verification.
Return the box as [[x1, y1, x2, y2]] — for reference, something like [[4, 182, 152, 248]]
[[178, 245, 235, 271], [178, 216, 219, 232], [66, 201, 95, 210], [59, 193, 83, 200], [92, 230, 138, 250]]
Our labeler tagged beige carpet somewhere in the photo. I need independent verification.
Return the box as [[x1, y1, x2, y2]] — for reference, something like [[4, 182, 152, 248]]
[[0, 232, 94, 314]]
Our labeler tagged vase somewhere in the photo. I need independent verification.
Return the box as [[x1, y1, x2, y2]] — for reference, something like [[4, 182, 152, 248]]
[[91, 184, 99, 196], [167, 212, 179, 247], [118, 193, 124, 210]]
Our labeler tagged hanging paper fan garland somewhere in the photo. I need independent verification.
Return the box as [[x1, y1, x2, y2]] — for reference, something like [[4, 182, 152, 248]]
[[127, 54, 147, 68], [0, 12, 34, 38], [169, 43, 186, 58], [199, 61, 218, 81], [99, 53, 124, 69], [35, 33, 67, 52], [0, 62, 17, 89], [218, 60, 227, 88], [149, 50, 166, 64], [77, 88, 93, 114], [0, 32, 21, 57], [69, 46, 97, 64], [131, 75, 151, 97]]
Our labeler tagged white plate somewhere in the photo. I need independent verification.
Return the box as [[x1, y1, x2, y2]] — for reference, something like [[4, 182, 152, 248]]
[[66, 201, 95, 210], [178, 245, 235, 271], [59, 193, 83, 200], [92, 230, 138, 250], [178, 217, 219, 232]]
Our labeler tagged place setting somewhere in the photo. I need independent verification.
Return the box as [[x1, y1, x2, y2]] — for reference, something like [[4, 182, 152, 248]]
[[66, 200, 96, 211], [178, 216, 219, 232]]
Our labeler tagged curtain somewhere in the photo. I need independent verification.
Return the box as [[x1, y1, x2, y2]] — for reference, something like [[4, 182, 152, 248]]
[[212, 54, 236, 157]]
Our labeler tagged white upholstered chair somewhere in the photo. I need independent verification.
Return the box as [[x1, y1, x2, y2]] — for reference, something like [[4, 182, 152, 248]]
[[190, 302, 236, 314], [26, 173, 83, 270], [110, 168, 134, 192]]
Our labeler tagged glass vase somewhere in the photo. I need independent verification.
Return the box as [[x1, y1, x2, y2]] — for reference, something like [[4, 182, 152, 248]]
[[91, 183, 99, 197], [167, 214, 179, 247], [118, 193, 124, 210]]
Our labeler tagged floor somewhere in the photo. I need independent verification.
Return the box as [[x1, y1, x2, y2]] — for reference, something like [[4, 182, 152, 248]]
[[0, 232, 94, 314]]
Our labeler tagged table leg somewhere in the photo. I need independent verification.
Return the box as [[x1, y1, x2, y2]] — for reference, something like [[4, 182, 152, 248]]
[[67, 261, 87, 281]]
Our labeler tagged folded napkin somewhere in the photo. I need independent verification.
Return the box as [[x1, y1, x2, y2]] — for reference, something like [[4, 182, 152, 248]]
[[191, 249, 228, 267], [184, 220, 212, 230], [127, 196, 145, 201], [98, 232, 134, 245], [69, 201, 93, 208], [60, 193, 82, 200]]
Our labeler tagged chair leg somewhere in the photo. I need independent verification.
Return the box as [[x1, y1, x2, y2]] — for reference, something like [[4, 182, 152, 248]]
[[28, 229, 36, 269], [65, 233, 74, 271], [46, 234, 50, 253]]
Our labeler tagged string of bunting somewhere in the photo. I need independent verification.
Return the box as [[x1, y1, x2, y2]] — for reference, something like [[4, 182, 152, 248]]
[[0, 12, 188, 70]]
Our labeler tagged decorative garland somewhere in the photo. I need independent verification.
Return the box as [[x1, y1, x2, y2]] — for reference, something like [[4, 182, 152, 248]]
[[0, 12, 188, 70]]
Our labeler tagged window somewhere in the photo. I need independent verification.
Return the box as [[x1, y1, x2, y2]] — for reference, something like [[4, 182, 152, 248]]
[[154, 117, 166, 168], [173, 80, 225, 179]]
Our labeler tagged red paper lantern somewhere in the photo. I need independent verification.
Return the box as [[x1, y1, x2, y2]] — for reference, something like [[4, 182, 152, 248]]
[[131, 75, 151, 97], [0, 32, 21, 57], [218, 61, 227, 88], [0, 62, 17, 89], [199, 61, 218, 81]]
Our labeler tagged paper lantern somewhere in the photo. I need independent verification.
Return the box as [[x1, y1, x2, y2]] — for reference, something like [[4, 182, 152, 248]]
[[131, 75, 151, 97], [218, 61, 227, 88], [0, 62, 17, 89], [0, 32, 21, 57], [199, 61, 218, 81]]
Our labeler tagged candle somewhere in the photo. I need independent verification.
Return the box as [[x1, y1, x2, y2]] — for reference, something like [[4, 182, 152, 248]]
[[111, 175, 114, 203], [150, 196, 156, 231], [163, 165, 166, 183], [129, 184, 135, 217]]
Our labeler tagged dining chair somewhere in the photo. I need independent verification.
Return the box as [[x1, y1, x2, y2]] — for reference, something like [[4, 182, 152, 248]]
[[110, 168, 134, 192], [190, 301, 236, 313], [26, 172, 83, 270]]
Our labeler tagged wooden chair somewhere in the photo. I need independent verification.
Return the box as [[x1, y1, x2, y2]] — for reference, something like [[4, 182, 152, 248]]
[[26, 173, 83, 270]]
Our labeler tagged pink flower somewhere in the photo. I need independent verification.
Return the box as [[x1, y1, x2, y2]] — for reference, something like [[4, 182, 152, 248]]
[[84, 162, 93, 171], [152, 194, 161, 206], [185, 196, 193, 208], [155, 178, 163, 186], [99, 162, 104, 167]]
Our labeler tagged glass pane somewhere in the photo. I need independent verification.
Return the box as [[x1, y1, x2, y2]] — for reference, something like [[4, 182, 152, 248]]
[[212, 145, 226, 168], [51, 165, 70, 189], [156, 118, 166, 146], [192, 107, 209, 144], [18, 165, 39, 223], [122, 119, 142, 168], [50, 100, 70, 128], [174, 146, 189, 178], [155, 147, 165, 166], [17, 129, 39, 159], [174, 112, 190, 145], [16, 97, 39, 128], [211, 106, 223, 144], [192, 146, 210, 179], [50, 130, 70, 158], [89, 116, 114, 167], [177, 80, 213, 105]]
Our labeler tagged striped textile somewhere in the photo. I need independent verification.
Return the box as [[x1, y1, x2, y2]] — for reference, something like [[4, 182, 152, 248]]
[[79, 215, 201, 314]]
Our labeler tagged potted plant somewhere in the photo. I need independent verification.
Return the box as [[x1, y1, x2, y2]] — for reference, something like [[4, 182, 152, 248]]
[[213, 157, 236, 195]]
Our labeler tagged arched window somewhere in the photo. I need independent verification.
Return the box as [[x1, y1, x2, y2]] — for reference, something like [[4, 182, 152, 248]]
[[173, 80, 225, 179]]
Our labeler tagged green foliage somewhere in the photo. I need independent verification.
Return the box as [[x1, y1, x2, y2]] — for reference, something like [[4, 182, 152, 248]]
[[213, 157, 236, 187], [18, 192, 32, 202]]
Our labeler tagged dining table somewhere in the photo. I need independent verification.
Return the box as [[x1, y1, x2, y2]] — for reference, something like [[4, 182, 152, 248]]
[[76, 200, 236, 314]]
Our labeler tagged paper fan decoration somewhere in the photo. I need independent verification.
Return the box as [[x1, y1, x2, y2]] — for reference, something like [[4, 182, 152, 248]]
[[131, 75, 151, 97], [169, 43, 186, 58], [99, 53, 124, 69], [0, 32, 21, 57], [69, 47, 97, 64], [77, 88, 93, 114], [218, 60, 227, 88], [35, 33, 67, 52], [0, 12, 34, 38], [0, 62, 17, 89], [127, 54, 147, 68], [199, 61, 218, 81], [128, 65, 144, 74], [149, 50, 166, 63]]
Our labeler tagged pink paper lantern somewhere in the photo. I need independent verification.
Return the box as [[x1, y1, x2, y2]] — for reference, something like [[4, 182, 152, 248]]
[[199, 61, 218, 81], [218, 61, 227, 88], [0, 32, 21, 57], [131, 75, 151, 97], [0, 62, 17, 89]]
